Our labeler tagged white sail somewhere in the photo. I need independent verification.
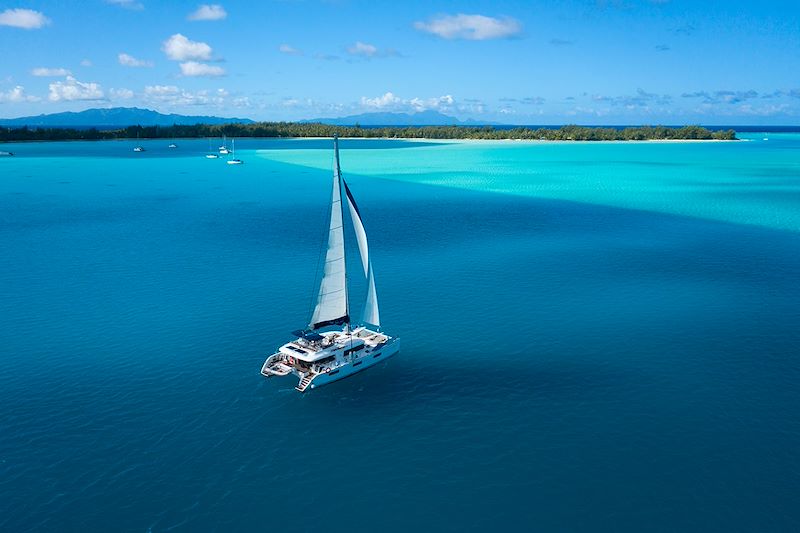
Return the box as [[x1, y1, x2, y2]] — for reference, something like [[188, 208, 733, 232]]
[[363, 264, 380, 326], [344, 181, 380, 327], [310, 162, 348, 329]]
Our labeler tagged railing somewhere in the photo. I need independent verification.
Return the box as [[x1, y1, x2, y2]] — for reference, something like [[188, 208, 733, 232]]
[[261, 353, 292, 376]]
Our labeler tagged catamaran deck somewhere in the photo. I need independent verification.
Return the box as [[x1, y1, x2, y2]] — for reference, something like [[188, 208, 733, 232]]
[[261, 327, 392, 382]]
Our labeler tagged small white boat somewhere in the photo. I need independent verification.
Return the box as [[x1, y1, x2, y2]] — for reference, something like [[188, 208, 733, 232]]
[[261, 136, 399, 392], [206, 137, 219, 158], [0, 151, 13, 157], [219, 134, 230, 154], [133, 131, 145, 152], [226, 138, 243, 165], [168, 143, 178, 149]]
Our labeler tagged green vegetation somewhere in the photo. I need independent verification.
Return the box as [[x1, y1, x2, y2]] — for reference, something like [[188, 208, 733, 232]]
[[0, 123, 737, 142]]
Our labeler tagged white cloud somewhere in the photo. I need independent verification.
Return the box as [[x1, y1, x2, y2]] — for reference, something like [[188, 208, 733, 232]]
[[360, 91, 456, 113], [110, 87, 134, 99], [0, 85, 40, 103], [48, 76, 105, 102], [118, 53, 153, 67], [143, 85, 227, 107], [347, 41, 378, 57], [279, 44, 302, 56], [179, 61, 225, 77], [105, 0, 143, 10], [735, 103, 791, 116], [361, 92, 403, 109], [31, 67, 71, 77], [0, 8, 50, 29], [232, 96, 251, 107], [414, 13, 521, 40], [690, 101, 792, 118], [411, 94, 454, 112], [345, 41, 399, 59], [565, 106, 609, 118], [80, 59, 93, 67], [144, 85, 180, 97], [188, 4, 226, 21], [162, 33, 213, 61]]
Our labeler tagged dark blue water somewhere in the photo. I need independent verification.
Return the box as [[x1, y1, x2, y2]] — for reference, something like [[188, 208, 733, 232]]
[[1, 138, 799, 531]]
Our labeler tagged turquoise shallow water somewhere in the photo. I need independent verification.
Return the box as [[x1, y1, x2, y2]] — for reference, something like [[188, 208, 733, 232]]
[[1, 136, 799, 531]]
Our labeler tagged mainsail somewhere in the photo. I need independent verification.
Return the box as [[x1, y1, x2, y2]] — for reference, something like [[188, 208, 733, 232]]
[[310, 136, 380, 329], [309, 144, 348, 329]]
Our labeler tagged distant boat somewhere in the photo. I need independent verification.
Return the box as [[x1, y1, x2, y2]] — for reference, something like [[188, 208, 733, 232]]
[[261, 136, 399, 392], [0, 151, 13, 157], [133, 131, 145, 152], [763, 138, 769, 141], [226, 138, 243, 165], [219, 134, 230, 154], [168, 143, 178, 149], [206, 137, 220, 158]]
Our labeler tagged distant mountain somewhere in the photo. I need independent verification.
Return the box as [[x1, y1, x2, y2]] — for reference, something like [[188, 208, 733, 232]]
[[0, 107, 254, 127], [303, 110, 502, 126]]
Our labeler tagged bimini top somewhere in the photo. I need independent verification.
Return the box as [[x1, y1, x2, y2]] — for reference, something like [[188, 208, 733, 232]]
[[292, 330, 324, 342]]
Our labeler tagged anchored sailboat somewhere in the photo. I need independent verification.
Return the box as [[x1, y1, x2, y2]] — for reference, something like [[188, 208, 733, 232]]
[[133, 130, 145, 152], [261, 136, 399, 392], [226, 138, 243, 165], [205, 137, 219, 159]]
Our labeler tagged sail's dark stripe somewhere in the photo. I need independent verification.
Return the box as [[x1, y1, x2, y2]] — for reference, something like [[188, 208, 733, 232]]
[[342, 180, 362, 220], [313, 315, 349, 330]]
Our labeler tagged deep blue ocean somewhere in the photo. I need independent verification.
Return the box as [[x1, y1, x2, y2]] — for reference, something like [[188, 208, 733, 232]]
[[1, 136, 799, 532]]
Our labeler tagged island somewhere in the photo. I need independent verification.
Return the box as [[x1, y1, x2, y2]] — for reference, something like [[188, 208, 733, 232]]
[[0, 123, 736, 142]]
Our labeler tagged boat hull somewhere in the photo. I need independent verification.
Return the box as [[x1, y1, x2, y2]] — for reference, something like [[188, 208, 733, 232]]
[[306, 339, 400, 391]]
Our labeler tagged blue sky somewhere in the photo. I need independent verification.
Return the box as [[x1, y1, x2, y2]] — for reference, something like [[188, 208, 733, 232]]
[[0, 0, 799, 124]]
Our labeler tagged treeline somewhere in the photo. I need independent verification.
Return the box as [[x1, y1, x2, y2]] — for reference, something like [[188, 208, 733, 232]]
[[0, 123, 736, 142]]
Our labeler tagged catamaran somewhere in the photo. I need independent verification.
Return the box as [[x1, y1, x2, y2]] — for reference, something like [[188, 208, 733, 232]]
[[261, 136, 399, 392], [219, 134, 230, 155]]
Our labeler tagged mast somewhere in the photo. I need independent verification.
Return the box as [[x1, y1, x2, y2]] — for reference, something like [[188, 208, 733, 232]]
[[334, 135, 350, 330]]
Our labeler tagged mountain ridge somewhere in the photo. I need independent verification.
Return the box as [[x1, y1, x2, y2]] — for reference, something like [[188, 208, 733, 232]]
[[0, 107, 254, 127], [0, 107, 504, 128]]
